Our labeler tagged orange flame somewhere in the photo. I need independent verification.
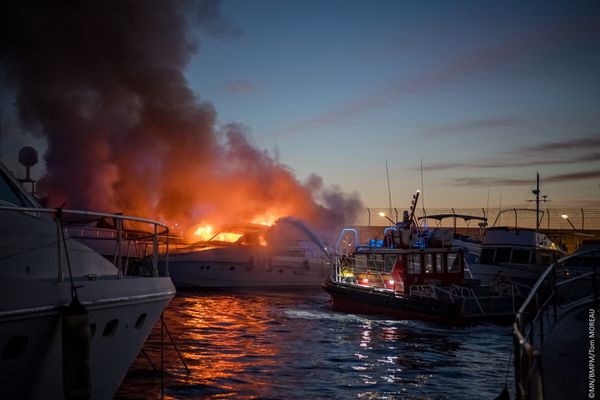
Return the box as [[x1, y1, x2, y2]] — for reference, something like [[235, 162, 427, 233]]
[[193, 225, 214, 241], [191, 224, 243, 243], [212, 232, 243, 242], [251, 211, 280, 227]]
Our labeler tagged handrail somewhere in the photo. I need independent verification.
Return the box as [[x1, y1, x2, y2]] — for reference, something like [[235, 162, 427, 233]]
[[492, 208, 544, 228], [513, 248, 600, 399], [0, 205, 170, 279]]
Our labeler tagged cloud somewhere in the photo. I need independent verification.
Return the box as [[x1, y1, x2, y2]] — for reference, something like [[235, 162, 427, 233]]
[[544, 170, 600, 183], [520, 135, 600, 153], [223, 79, 255, 94], [418, 132, 600, 172], [413, 117, 522, 139], [452, 169, 600, 187], [422, 152, 600, 172], [451, 177, 534, 187]]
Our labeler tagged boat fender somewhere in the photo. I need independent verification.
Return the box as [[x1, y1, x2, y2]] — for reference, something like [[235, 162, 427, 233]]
[[62, 297, 91, 400]]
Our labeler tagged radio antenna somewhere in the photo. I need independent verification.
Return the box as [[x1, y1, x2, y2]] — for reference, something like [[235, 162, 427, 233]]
[[385, 160, 393, 222]]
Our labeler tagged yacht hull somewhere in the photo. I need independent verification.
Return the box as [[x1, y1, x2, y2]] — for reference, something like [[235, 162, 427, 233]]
[[0, 277, 174, 400]]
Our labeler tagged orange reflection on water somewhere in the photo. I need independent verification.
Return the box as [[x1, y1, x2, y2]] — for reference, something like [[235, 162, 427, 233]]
[[152, 293, 281, 399]]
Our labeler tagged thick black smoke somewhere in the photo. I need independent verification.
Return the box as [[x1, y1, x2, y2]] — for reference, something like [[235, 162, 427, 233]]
[[0, 0, 363, 237]]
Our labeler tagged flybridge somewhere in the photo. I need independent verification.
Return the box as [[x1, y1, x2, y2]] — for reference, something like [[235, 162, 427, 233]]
[[483, 227, 562, 250]]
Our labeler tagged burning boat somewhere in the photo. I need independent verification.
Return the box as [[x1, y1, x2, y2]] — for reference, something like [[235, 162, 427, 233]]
[[323, 192, 527, 325], [164, 218, 332, 288]]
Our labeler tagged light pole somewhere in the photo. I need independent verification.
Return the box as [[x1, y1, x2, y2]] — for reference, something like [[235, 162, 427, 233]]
[[561, 214, 576, 230], [378, 211, 396, 225]]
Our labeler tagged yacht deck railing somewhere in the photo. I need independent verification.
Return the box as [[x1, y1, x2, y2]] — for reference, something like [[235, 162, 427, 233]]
[[0, 205, 170, 279]]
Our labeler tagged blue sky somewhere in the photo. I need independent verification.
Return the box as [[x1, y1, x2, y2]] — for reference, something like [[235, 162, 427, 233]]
[[186, 0, 600, 209]]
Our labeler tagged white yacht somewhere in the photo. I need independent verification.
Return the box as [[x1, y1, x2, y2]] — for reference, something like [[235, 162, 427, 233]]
[[0, 157, 175, 399], [467, 216, 565, 286], [166, 220, 332, 288], [468, 175, 566, 287]]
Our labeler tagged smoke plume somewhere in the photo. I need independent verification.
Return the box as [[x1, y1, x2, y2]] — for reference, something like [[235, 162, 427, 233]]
[[0, 0, 362, 238]]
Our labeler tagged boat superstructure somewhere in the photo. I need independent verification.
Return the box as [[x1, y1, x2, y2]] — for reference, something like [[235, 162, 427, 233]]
[[417, 213, 487, 265], [468, 175, 566, 287], [0, 159, 175, 399], [468, 213, 565, 287]]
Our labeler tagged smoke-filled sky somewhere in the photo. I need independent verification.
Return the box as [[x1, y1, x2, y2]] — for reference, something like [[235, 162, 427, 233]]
[[1, 0, 599, 235]]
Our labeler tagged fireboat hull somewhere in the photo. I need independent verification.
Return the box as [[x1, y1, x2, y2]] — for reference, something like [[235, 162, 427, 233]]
[[323, 279, 518, 325], [323, 279, 464, 324]]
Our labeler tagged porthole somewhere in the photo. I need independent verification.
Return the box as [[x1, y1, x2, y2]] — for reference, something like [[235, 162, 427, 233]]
[[135, 313, 147, 330], [279, 269, 283, 274], [2, 335, 28, 361], [102, 319, 119, 338], [229, 266, 235, 271]]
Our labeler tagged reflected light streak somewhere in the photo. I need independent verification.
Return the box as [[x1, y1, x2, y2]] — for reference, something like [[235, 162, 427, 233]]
[[155, 295, 280, 397]]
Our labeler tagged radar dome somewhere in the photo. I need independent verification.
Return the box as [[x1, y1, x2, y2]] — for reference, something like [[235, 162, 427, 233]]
[[18, 146, 38, 168]]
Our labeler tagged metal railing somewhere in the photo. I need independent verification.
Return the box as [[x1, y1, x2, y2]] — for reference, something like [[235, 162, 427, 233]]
[[0, 205, 170, 279], [363, 207, 600, 230], [513, 248, 600, 400]]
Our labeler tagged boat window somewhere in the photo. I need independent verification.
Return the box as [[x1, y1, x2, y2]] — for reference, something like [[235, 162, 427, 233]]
[[368, 254, 384, 271], [407, 253, 421, 275], [384, 255, 397, 272], [511, 249, 530, 264], [480, 248, 495, 264], [435, 253, 443, 273], [539, 253, 551, 266], [424, 253, 433, 274], [447, 253, 461, 273], [0, 170, 34, 207], [354, 254, 368, 272], [495, 248, 511, 264]]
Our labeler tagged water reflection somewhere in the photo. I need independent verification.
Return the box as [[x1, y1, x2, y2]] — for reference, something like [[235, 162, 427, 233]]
[[116, 290, 512, 400]]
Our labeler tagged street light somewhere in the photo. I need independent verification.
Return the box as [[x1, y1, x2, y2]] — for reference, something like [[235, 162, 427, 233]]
[[378, 211, 395, 225], [561, 214, 576, 230]]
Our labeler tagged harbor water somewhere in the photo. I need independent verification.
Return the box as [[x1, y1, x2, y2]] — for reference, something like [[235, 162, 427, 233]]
[[116, 289, 513, 399]]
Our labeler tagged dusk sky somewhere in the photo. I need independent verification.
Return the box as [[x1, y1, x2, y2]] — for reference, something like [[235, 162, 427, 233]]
[[187, 0, 600, 209], [1, 0, 599, 230]]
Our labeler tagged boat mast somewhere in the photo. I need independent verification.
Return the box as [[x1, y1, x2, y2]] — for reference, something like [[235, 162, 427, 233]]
[[532, 172, 540, 230]]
